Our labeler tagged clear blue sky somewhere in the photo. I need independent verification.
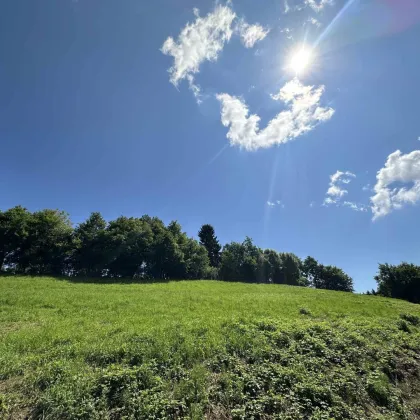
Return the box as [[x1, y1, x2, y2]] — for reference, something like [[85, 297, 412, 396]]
[[1, 0, 420, 291]]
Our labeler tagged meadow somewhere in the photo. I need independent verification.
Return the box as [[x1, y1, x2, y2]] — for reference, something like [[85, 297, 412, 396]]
[[1, 276, 420, 419]]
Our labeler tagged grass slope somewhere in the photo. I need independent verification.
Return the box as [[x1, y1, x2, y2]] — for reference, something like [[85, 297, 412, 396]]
[[1, 276, 420, 419]]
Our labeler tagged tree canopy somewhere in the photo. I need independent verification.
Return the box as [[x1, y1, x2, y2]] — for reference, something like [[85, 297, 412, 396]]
[[0, 205, 360, 294], [375, 263, 420, 304], [198, 224, 221, 268]]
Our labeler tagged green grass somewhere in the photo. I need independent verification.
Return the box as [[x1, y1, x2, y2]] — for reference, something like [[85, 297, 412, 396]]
[[1, 276, 420, 419]]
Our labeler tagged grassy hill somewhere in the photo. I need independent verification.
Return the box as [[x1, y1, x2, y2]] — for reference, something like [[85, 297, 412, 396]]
[[1, 277, 420, 419]]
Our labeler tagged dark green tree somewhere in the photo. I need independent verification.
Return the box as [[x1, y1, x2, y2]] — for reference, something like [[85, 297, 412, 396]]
[[18, 209, 73, 275], [320, 265, 354, 292], [219, 241, 243, 282], [183, 238, 210, 279], [302, 256, 323, 288], [198, 224, 221, 268], [375, 262, 420, 303], [0, 206, 31, 271], [139, 217, 186, 280], [105, 216, 154, 278], [262, 249, 283, 284], [220, 237, 263, 283], [301, 256, 353, 292], [72, 212, 109, 277], [279, 253, 302, 285]]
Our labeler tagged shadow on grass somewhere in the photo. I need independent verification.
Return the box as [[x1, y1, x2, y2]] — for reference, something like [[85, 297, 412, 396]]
[[0, 271, 171, 285], [64, 276, 171, 285]]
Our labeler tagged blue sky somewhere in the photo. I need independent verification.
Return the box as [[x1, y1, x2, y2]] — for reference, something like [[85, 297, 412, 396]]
[[1, 0, 420, 291]]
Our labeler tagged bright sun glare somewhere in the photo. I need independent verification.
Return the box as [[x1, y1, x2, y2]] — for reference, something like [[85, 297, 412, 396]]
[[289, 47, 313, 74]]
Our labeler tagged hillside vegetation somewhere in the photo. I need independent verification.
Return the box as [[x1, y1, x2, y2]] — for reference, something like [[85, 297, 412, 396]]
[[1, 277, 420, 419]]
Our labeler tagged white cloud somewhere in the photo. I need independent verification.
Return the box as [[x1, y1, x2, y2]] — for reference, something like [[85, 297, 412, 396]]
[[324, 171, 355, 205], [362, 183, 371, 192], [237, 21, 269, 48], [267, 200, 285, 208], [280, 27, 293, 40], [305, 0, 334, 12], [187, 75, 203, 104], [161, 5, 236, 86], [284, 0, 305, 13], [371, 149, 420, 220], [307, 17, 321, 27], [216, 78, 334, 151], [343, 201, 368, 212], [324, 171, 369, 212], [276, 200, 285, 208]]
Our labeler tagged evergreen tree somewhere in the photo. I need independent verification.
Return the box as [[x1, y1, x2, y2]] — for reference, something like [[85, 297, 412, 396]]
[[198, 224, 221, 267]]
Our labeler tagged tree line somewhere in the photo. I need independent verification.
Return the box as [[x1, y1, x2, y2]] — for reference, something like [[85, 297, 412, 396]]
[[0, 206, 355, 291], [1, 205, 418, 301]]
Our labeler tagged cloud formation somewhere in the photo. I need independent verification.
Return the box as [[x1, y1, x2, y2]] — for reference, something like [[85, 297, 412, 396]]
[[323, 171, 368, 211], [161, 6, 236, 86], [324, 171, 356, 205], [343, 201, 368, 212], [305, 0, 334, 12], [307, 17, 321, 27], [216, 78, 334, 151], [237, 21, 270, 48], [161, 6, 269, 95], [280, 27, 294, 40], [187, 75, 203, 104], [371, 149, 420, 220], [267, 200, 285, 208]]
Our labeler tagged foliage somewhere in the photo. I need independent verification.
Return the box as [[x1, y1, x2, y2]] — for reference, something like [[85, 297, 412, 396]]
[[198, 224, 221, 268], [375, 262, 420, 304], [72, 212, 108, 277], [17, 209, 73, 276], [262, 249, 283, 284], [5, 206, 420, 303], [302, 256, 354, 292], [279, 252, 301, 285], [1, 277, 420, 419], [220, 237, 264, 283], [0, 206, 31, 270]]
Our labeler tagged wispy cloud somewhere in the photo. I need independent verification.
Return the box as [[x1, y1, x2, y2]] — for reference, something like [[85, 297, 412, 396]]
[[161, 6, 236, 86], [216, 78, 334, 151], [237, 20, 270, 48], [284, 0, 305, 14], [324, 170, 356, 205], [280, 27, 294, 40], [362, 183, 371, 192], [323, 171, 368, 212], [162, 5, 270, 99], [343, 201, 368, 212], [305, 0, 334, 12], [267, 200, 285, 208], [371, 149, 420, 220], [187, 75, 203, 104], [307, 17, 322, 27]]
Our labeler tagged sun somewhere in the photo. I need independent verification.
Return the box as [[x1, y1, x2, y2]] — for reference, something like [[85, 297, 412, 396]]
[[288, 46, 313, 75]]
